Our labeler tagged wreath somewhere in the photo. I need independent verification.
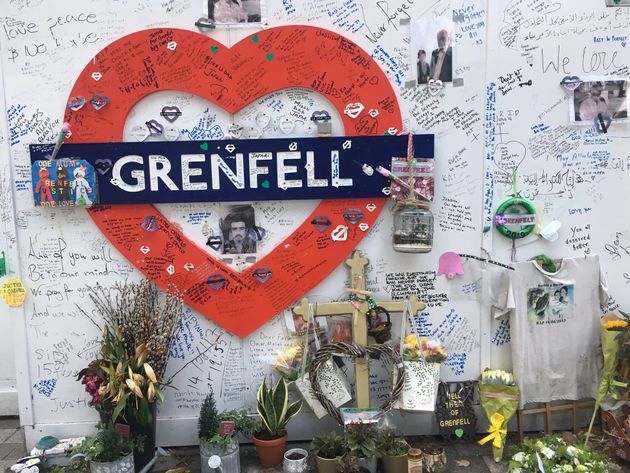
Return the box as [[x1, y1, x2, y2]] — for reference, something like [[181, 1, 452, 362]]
[[494, 196, 537, 239], [308, 342, 405, 425]]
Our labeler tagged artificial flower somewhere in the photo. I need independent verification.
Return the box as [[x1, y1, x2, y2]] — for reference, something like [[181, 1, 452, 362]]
[[602, 319, 628, 330]]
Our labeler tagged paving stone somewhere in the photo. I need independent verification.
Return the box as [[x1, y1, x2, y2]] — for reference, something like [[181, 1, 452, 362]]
[[0, 431, 18, 445], [483, 455, 509, 473], [0, 443, 24, 461], [0, 419, 19, 431]]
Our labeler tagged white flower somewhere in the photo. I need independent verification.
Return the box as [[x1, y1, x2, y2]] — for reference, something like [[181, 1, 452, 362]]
[[512, 452, 526, 463], [566, 445, 578, 457], [541, 446, 555, 459]]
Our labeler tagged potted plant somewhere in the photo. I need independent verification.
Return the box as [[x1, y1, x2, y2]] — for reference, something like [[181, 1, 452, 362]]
[[344, 423, 378, 473], [252, 377, 302, 468], [198, 391, 259, 473], [77, 281, 184, 472], [378, 429, 409, 473], [311, 432, 345, 473], [70, 422, 138, 473], [335, 455, 360, 473]]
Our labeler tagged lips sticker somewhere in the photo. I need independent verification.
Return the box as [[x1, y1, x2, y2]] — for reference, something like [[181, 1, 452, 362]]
[[311, 216, 331, 232], [67, 96, 86, 111], [160, 106, 182, 123], [253, 267, 272, 283], [560, 75, 582, 92], [207, 274, 226, 290], [311, 110, 331, 122], [343, 208, 365, 225], [146, 120, 163, 135], [141, 215, 159, 232], [206, 235, 223, 251], [344, 102, 365, 119], [89, 95, 109, 110]]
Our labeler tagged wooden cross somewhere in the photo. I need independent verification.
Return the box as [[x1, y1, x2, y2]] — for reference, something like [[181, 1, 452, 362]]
[[292, 250, 425, 408]]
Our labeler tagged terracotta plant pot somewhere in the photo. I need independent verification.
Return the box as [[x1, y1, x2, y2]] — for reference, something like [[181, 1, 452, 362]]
[[383, 454, 408, 473], [252, 433, 288, 468], [315, 456, 339, 473]]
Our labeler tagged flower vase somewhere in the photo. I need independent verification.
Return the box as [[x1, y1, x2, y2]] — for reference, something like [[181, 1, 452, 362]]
[[121, 403, 157, 472], [422, 447, 447, 473], [89, 452, 134, 473], [282, 448, 308, 473], [200, 438, 240, 473]]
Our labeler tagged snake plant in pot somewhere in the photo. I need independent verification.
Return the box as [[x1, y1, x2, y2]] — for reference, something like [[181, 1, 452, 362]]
[[253, 377, 302, 468]]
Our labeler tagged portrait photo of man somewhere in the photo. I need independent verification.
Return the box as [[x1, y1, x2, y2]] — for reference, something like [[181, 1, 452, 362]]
[[206, 0, 263, 25], [220, 205, 257, 255], [411, 18, 455, 85]]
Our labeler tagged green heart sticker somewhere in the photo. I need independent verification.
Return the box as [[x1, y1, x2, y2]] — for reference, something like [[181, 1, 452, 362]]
[[200, 142, 209, 151], [265, 53, 274, 61], [455, 428, 464, 438], [251, 34, 259, 43], [210, 46, 219, 54], [261, 180, 270, 189]]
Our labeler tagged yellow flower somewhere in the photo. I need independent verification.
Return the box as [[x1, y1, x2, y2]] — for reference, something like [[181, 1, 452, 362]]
[[603, 320, 628, 330], [125, 378, 143, 398], [147, 382, 155, 401]]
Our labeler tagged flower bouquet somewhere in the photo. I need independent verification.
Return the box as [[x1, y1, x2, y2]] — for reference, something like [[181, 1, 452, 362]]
[[273, 343, 306, 383], [507, 435, 614, 473], [478, 368, 520, 462], [394, 304, 448, 412]]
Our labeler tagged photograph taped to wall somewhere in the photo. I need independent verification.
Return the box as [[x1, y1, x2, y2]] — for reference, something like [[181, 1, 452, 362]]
[[569, 78, 628, 123], [411, 17, 455, 84], [283, 309, 326, 337], [606, 0, 630, 5], [203, 0, 265, 25], [219, 204, 258, 255]]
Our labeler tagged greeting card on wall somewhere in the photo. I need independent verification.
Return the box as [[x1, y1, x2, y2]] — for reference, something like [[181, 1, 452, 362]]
[[31, 159, 97, 207]]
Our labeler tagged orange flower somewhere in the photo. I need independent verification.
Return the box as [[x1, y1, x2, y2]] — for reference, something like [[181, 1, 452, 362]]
[[602, 320, 628, 330]]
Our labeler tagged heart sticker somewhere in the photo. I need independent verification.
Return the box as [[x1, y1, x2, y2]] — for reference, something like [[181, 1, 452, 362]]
[[255, 112, 271, 128], [311, 216, 332, 232], [160, 106, 182, 123], [366, 203, 377, 212], [66, 27, 399, 336], [278, 117, 295, 134], [344, 102, 365, 119], [455, 428, 464, 438], [427, 79, 444, 96], [594, 114, 612, 134], [206, 235, 223, 251], [164, 127, 180, 141], [560, 75, 582, 92], [91, 72, 102, 81], [207, 274, 226, 290], [200, 142, 209, 151], [225, 144, 236, 153], [130, 125, 150, 142], [253, 267, 272, 283], [368, 109, 379, 118], [311, 110, 331, 122], [210, 45, 219, 54], [140, 245, 150, 254], [67, 96, 86, 111], [343, 208, 364, 225], [358, 223, 369, 231], [331, 225, 348, 241], [90, 95, 109, 110], [94, 158, 113, 175], [261, 180, 270, 189], [167, 41, 177, 51]]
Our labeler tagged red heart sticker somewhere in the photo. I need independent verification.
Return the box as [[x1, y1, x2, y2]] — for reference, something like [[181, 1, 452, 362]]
[[64, 27, 401, 337]]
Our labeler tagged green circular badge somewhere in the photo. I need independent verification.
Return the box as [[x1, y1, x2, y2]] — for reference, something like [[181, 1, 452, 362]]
[[494, 197, 537, 239]]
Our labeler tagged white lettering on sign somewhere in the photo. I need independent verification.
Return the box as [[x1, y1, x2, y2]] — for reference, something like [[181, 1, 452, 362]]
[[112, 155, 145, 192]]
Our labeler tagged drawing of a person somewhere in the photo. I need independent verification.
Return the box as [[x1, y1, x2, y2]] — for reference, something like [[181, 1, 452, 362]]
[[72, 166, 93, 205], [35, 168, 55, 205], [578, 83, 609, 121]]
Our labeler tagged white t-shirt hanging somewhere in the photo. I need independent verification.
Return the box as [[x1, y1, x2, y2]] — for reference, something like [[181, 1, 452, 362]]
[[493, 255, 608, 408]]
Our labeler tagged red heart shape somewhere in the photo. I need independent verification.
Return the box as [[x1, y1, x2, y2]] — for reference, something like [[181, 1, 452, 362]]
[[64, 27, 401, 336]]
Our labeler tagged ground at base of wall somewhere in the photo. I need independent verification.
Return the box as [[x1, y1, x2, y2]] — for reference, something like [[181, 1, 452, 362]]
[[1, 418, 629, 473]]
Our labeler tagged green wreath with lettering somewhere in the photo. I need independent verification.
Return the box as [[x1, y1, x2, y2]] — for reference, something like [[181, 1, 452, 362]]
[[494, 197, 537, 239]]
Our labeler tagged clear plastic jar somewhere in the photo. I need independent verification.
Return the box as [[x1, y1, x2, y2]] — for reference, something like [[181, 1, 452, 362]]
[[392, 200, 433, 253], [407, 448, 423, 473]]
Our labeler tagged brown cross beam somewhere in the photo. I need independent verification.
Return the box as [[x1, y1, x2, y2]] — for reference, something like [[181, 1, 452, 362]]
[[292, 250, 425, 408]]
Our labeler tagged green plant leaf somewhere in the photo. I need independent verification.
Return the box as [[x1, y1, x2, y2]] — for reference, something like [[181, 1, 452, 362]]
[[112, 392, 131, 422], [272, 377, 288, 427]]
